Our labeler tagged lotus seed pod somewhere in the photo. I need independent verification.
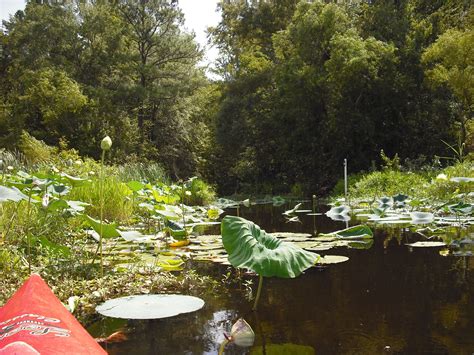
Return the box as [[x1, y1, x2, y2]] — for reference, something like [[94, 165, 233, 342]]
[[101, 136, 112, 151]]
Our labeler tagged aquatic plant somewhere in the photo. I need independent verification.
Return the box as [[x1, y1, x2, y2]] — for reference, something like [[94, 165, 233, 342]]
[[98, 136, 112, 277], [96, 294, 205, 319], [221, 216, 319, 310], [219, 318, 255, 355]]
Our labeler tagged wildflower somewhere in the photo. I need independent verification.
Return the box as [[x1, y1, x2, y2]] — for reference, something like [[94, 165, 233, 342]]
[[436, 173, 447, 181], [42, 193, 50, 208]]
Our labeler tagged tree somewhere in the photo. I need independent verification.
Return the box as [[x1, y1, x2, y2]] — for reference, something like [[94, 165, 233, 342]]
[[422, 27, 474, 146]]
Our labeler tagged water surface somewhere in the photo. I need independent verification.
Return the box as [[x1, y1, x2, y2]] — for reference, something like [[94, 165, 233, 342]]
[[91, 203, 474, 354]]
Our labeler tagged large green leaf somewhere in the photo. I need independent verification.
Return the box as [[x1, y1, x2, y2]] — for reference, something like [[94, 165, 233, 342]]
[[221, 216, 319, 278], [84, 215, 120, 238], [0, 186, 28, 202]]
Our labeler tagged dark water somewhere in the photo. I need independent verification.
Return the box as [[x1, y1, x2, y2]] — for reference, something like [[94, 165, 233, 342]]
[[90, 203, 474, 355]]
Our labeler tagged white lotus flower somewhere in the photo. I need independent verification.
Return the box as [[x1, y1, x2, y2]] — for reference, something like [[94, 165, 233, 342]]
[[101, 136, 112, 151]]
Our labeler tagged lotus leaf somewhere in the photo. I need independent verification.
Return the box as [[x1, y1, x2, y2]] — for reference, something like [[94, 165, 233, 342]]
[[221, 216, 319, 278], [84, 215, 120, 239], [270, 232, 312, 239], [326, 205, 350, 216], [410, 212, 435, 224], [316, 255, 349, 264], [283, 203, 302, 216], [406, 241, 446, 248], [448, 203, 473, 215], [118, 230, 148, 242], [126, 180, 144, 192], [320, 225, 373, 239], [96, 294, 204, 319], [450, 177, 474, 183], [61, 173, 89, 187], [0, 186, 28, 202]]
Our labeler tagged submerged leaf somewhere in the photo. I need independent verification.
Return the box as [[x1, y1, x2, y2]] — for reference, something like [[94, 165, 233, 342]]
[[221, 216, 319, 278], [250, 343, 315, 355]]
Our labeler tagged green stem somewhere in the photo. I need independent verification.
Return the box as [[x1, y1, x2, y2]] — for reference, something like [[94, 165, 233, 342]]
[[252, 275, 264, 311], [218, 339, 229, 355], [99, 149, 105, 278], [26, 188, 33, 274]]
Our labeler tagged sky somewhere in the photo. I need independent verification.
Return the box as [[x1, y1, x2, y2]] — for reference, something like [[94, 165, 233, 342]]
[[0, 0, 221, 70]]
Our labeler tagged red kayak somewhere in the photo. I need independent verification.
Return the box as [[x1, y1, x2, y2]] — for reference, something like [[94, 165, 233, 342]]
[[0, 274, 106, 354]]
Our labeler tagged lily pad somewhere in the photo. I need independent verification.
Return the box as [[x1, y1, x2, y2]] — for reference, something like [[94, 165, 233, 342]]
[[450, 177, 474, 183], [316, 255, 349, 264], [410, 212, 434, 224], [304, 244, 336, 252], [406, 241, 446, 248], [118, 230, 150, 242], [221, 216, 319, 278], [96, 294, 205, 319]]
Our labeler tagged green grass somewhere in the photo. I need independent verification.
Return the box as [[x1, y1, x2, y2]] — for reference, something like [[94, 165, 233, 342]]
[[69, 176, 134, 223]]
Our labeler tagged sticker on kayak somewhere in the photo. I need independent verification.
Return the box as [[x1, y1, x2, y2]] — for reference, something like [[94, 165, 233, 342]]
[[0, 313, 70, 340]]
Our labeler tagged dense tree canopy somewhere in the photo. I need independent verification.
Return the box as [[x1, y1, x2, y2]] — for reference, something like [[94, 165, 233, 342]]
[[0, 0, 472, 194], [206, 0, 472, 195], [0, 0, 206, 177]]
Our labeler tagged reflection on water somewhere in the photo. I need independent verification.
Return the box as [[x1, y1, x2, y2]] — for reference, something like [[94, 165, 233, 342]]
[[90, 203, 474, 354]]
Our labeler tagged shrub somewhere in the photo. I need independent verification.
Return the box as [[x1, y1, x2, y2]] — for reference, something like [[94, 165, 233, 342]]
[[349, 170, 428, 200], [186, 178, 216, 205], [423, 161, 474, 201]]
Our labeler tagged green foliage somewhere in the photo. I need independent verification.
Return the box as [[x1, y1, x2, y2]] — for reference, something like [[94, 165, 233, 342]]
[[349, 170, 428, 200], [422, 26, 474, 144], [380, 149, 401, 171], [424, 161, 474, 201], [18, 131, 54, 164], [186, 178, 216, 206], [0, 0, 208, 177], [208, 0, 460, 195], [69, 176, 133, 223], [221, 215, 318, 278], [116, 161, 168, 184]]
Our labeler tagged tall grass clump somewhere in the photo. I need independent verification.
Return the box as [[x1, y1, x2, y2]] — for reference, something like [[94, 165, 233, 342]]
[[69, 176, 134, 223], [18, 131, 53, 164], [116, 161, 168, 183]]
